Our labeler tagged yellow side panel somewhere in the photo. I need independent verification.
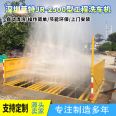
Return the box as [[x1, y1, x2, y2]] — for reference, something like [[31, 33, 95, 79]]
[[3, 58, 28, 78], [93, 60, 105, 93], [4, 58, 27, 72], [4, 70, 21, 78]]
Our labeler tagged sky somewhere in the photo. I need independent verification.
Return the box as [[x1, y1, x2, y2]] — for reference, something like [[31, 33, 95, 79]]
[[0, 0, 115, 39]]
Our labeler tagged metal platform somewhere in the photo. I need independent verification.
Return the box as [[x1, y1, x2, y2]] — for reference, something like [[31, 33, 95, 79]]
[[4, 77, 91, 103]]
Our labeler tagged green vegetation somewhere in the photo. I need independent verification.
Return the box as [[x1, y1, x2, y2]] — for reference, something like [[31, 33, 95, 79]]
[[0, 22, 30, 53], [0, 0, 30, 54], [98, 32, 116, 52], [111, 42, 116, 51], [98, 42, 112, 52], [108, 32, 116, 43]]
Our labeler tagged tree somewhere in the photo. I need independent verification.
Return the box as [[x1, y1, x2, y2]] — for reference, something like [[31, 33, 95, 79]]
[[95, 33, 104, 42], [112, 42, 116, 51], [1, 22, 29, 51], [0, 18, 2, 25], [98, 42, 112, 52], [107, 32, 116, 43], [98, 32, 116, 52], [0, 0, 30, 53]]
